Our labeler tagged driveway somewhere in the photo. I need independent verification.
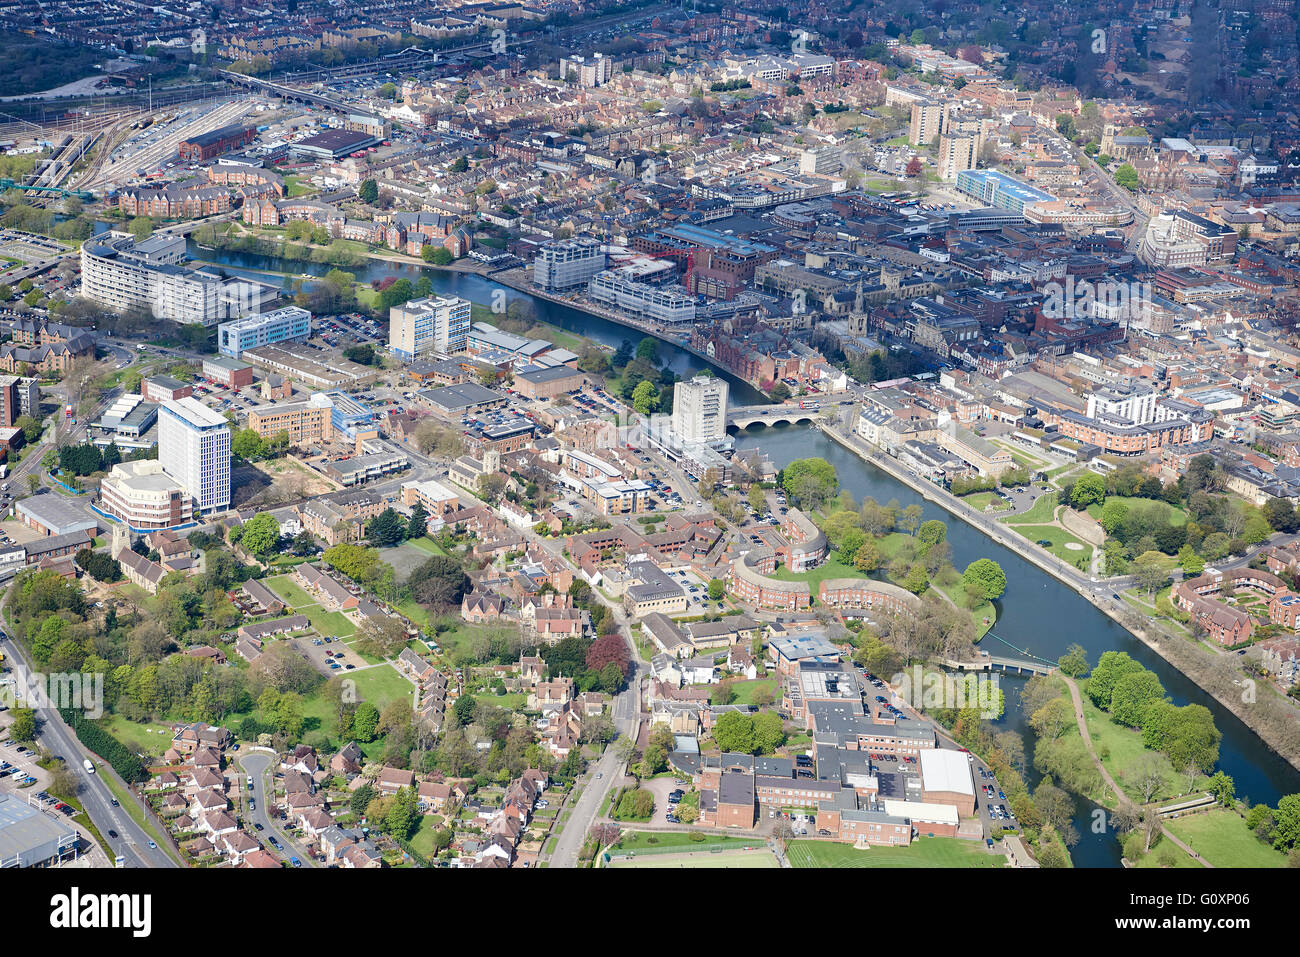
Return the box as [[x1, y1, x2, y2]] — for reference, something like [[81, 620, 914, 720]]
[[640, 775, 683, 826], [238, 751, 315, 868]]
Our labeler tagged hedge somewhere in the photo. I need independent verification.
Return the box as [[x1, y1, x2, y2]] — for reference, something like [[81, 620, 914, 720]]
[[59, 708, 145, 783]]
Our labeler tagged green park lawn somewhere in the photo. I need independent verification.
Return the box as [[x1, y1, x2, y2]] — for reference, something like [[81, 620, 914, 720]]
[[99, 715, 175, 759], [1086, 496, 1187, 526], [473, 691, 528, 710], [303, 606, 356, 639], [404, 536, 450, 557], [1006, 523, 1091, 565], [1164, 808, 1288, 868], [1076, 688, 1205, 804], [787, 837, 1005, 868], [931, 575, 996, 639]]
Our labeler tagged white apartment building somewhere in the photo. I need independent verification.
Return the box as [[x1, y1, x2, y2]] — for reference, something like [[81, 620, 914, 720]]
[[218, 306, 312, 358], [81, 233, 276, 326], [1087, 383, 1157, 425], [388, 295, 471, 359], [559, 52, 613, 87], [672, 374, 728, 445], [533, 239, 606, 290], [159, 396, 231, 513], [587, 271, 696, 324]]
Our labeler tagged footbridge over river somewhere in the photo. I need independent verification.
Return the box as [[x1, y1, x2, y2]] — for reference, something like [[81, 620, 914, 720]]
[[943, 632, 1058, 676]]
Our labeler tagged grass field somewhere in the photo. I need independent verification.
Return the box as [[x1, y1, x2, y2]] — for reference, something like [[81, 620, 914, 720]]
[[608, 848, 778, 868], [1086, 496, 1187, 527], [1076, 688, 1205, 804], [614, 831, 761, 852], [769, 552, 866, 592], [99, 715, 175, 758], [1164, 809, 1287, 868], [304, 606, 356, 638], [1001, 492, 1059, 526], [961, 491, 1011, 512], [787, 837, 1005, 868], [728, 678, 777, 706], [264, 574, 317, 610], [348, 663, 415, 710], [990, 440, 1050, 470], [1006, 523, 1091, 565]]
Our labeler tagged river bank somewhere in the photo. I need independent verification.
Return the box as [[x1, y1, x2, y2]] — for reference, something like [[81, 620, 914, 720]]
[[818, 420, 1300, 775]]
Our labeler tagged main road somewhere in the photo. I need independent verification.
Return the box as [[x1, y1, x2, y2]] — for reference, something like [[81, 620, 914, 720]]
[[0, 625, 178, 868]]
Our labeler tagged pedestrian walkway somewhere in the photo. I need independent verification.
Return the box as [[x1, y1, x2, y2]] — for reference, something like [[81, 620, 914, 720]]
[[1059, 674, 1212, 868]]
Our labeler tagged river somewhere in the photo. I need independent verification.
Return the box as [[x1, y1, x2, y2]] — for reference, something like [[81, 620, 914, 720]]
[[187, 242, 768, 403], [193, 243, 1300, 866]]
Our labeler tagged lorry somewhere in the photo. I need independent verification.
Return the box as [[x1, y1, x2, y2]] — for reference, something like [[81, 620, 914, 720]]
[[83, 759, 95, 774]]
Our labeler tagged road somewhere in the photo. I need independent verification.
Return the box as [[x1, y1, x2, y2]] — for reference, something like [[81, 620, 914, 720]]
[[548, 660, 642, 868], [237, 751, 315, 867], [0, 625, 178, 868]]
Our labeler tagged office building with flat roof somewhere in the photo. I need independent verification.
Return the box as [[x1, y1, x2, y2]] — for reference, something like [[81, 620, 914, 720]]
[[954, 169, 1055, 215], [218, 306, 312, 358], [248, 393, 335, 445], [160, 396, 231, 513], [389, 295, 471, 360], [98, 459, 194, 530]]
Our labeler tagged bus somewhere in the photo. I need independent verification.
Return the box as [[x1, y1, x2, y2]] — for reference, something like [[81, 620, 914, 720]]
[[799, 401, 820, 410]]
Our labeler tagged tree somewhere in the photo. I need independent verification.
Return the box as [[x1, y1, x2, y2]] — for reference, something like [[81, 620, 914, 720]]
[[631, 379, 659, 414], [423, 245, 454, 265], [961, 559, 1007, 601], [407, 501, 428, 540], [854, 540, 881, 572], [1109, 669, 1166, 728], [357, 179, 380, 204], [1265, 496, 1300, 533], [240, 513, 281, 558], [408, 554, 470, 609], [899, 503, 923, 536], [9, 708, 36, 742], [355, 615, 410, 659], [1071, 472, 1106, 508], [1087, 651, 1147, 709], [1057, 644, 1090, 677], [707, 579, 725, 602], [712, 710, 757, 754], [1131, 551, 1169, 599], [901, 562, 930, 595], [917, 519, 947, 549], [1113, 163, 1139, 191], [782, 457, 838, 510], [128, 216, 154, 241], [367, 508, 407, 548]]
